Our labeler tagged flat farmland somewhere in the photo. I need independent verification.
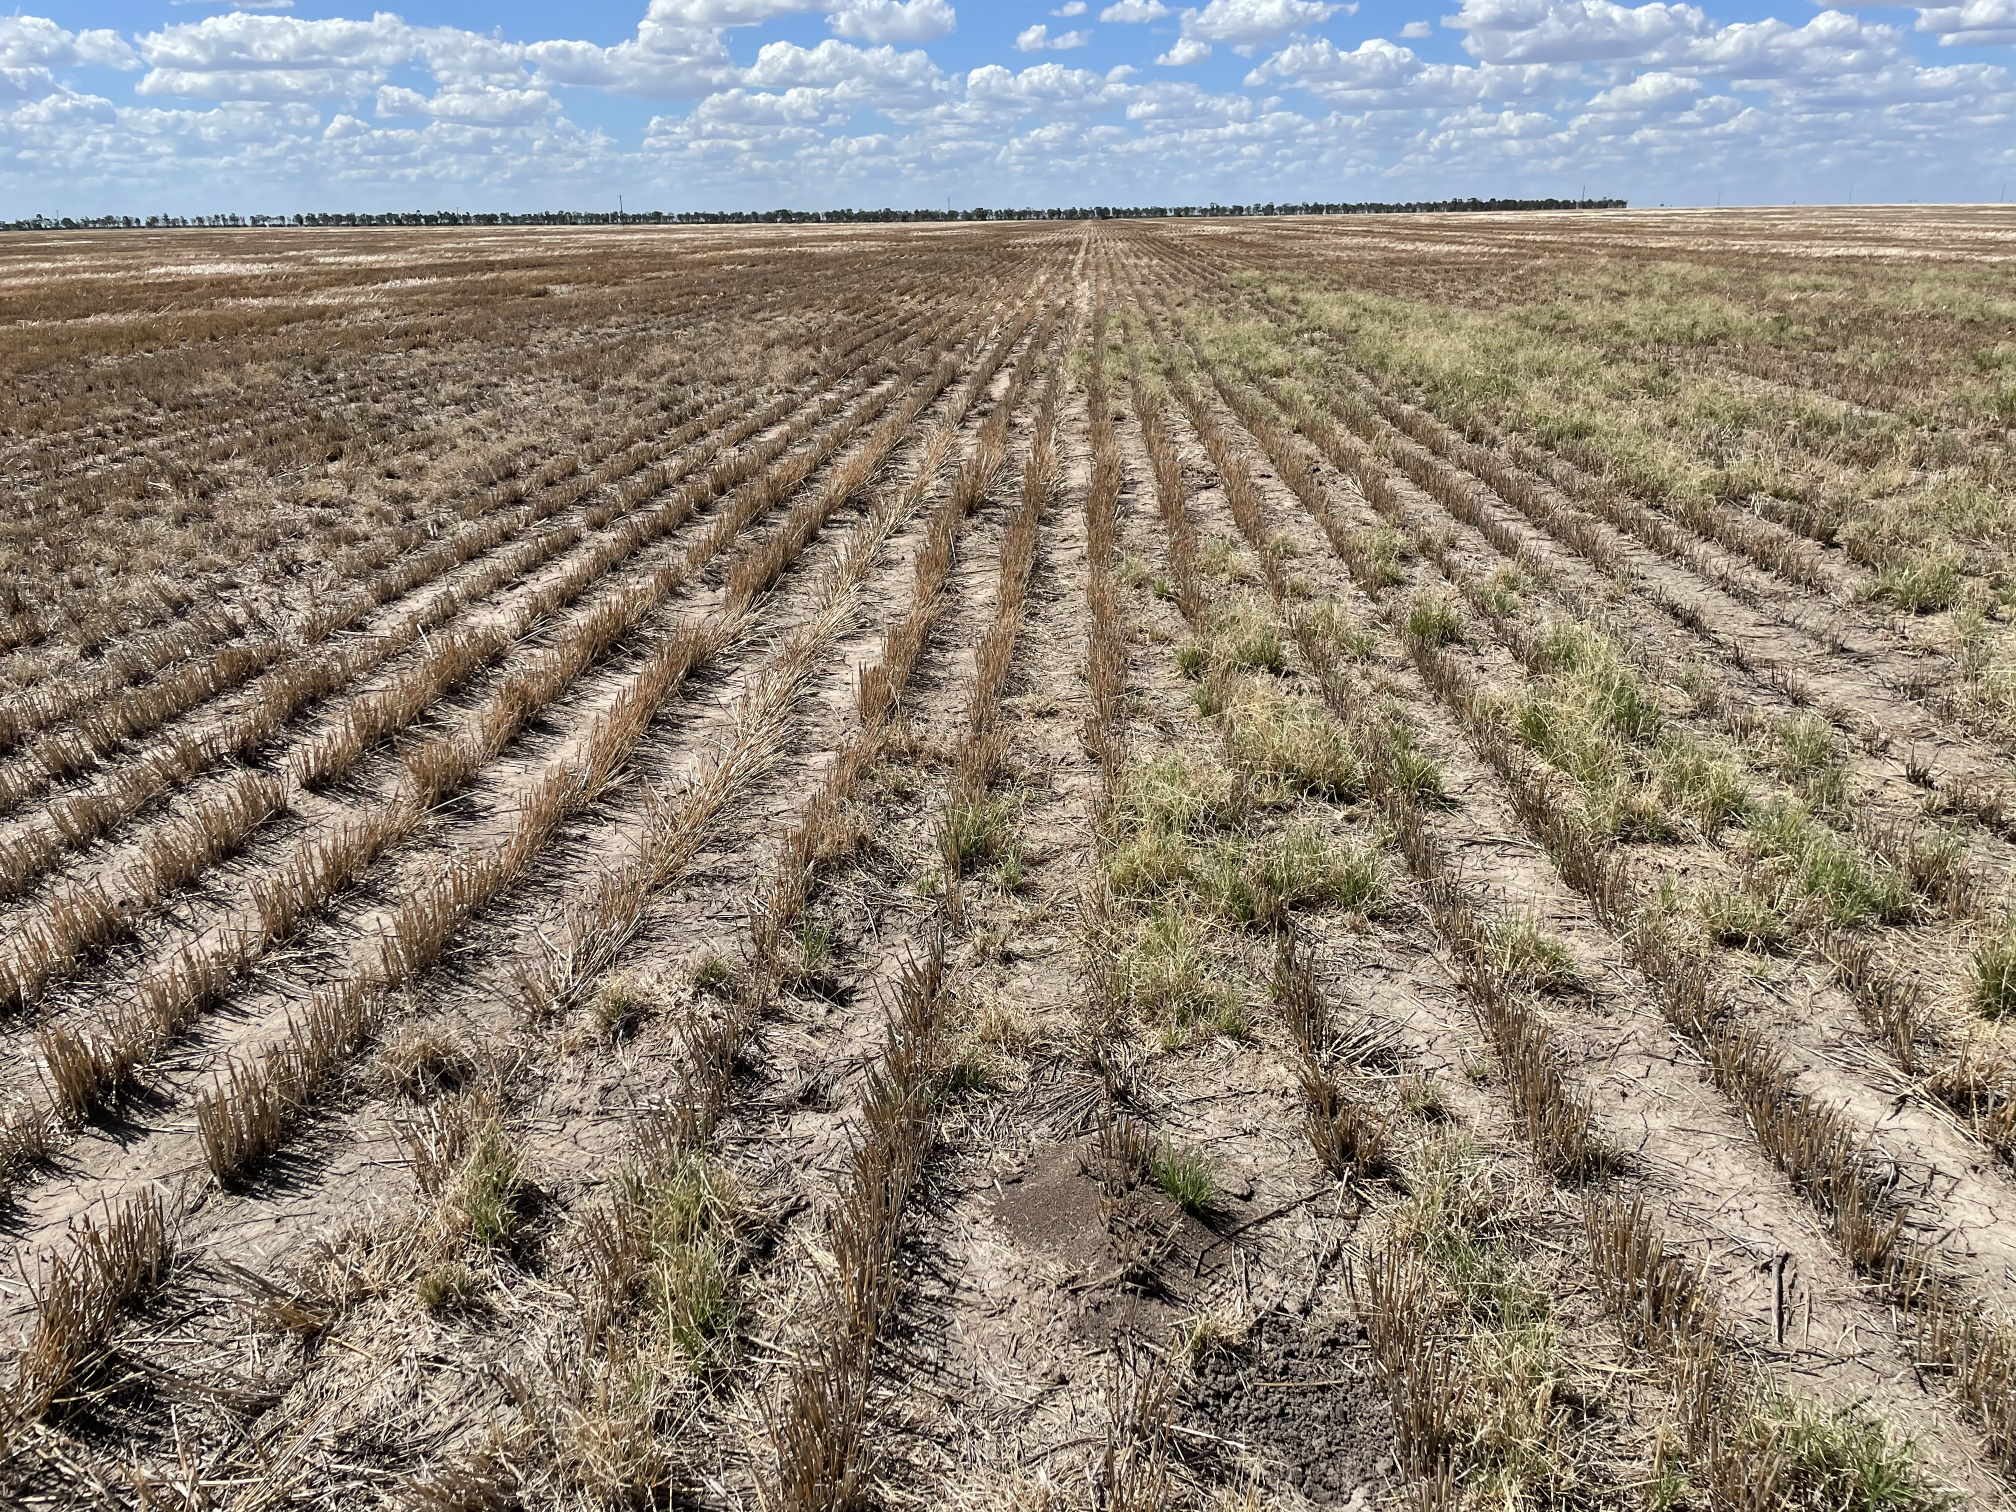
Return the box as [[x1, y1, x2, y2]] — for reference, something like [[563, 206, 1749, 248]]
[[4, 207, 2016, 1510]]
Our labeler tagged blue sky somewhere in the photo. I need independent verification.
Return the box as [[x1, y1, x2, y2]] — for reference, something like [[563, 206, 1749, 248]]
[[4, 0, 2013, 216]]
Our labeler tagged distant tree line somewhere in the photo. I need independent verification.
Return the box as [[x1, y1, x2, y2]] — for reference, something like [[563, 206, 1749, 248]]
[[3, 197, 1625, 232]]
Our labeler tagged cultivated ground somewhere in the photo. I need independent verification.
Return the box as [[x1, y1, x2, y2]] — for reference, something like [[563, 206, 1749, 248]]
[[2, 205, 2016, 1510]]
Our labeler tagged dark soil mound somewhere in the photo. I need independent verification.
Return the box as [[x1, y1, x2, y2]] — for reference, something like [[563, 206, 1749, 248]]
[[1186, 1313, 1398, 1507]]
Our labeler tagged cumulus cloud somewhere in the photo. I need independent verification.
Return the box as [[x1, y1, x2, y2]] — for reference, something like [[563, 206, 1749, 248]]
[[1126, 79, 1257, 120], [375, 82, 555, 124], [1055, 1, 1089, 12], [1016, 23, 1092, 48], [1399, 19, 1432, 35], [1444, 0, 1710, 63], [743, 37, 949, 107], [1, 16, 140, 71], [966, 59, 1130, 110], [1159, 37, 1215, 60], [138, 11, 409, 74], [1245, 34, 1418, 86], [132, 12, 539, 100], [1102, 0, 1174, 18], [1916, 0, 2016, 44], [1687, 9, 1903, 78], [828, 0, 958, 42], [1180, 0, 1350, 46], [1583, 68, 1702, 107], [1245, 33, 1572, 105], [643, 0, 824, 23], [522, 10, 738, 97]]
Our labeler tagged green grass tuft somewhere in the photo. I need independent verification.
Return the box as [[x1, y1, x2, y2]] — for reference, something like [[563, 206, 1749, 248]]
[[1404, 592, 1466, 648], [1971, 920, 2016, 1018], [1148, 1142, 1219, 1214], [1484, 913, 1582, 994], [1750, 805, 1918, 928], [1867, 553, 1962, 615], [1221, 684, 1362, 800]]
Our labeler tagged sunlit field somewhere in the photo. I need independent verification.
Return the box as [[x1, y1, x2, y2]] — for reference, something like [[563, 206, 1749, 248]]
[[4, 206, 2016, 1509]]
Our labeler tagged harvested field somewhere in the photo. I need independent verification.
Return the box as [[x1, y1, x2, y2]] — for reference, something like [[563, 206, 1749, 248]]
[[3, 203, 2016, 1509]]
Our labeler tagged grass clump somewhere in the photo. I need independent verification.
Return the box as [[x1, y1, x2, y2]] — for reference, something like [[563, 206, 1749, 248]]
[[1363, 526, 1409, 587], [1221, 684, 1362, 800], [1717, 1393, 1946, 1512], [417, 1261, 483, 1316], [1148, 1141, 1219, 1215], [1196, 536, 1258, 583], [588, 1152, 742, 1367], [1398, 1072, 1450, 1122], [1970, 919, 2016, 1018], [377, 1024, 476, 1101], [1294, 600, 1377, 664], [1527, 622, 1664, 743], [1203, 827, 1384, 929], [1692, 882, 1797, 954], [1749, 805, 1918, 928], [1772, 712, 1848, 808], [1649, 745, 1753, 835], [689, 953, 734, 995], [1109, 907, 1243, 1034], [1361, 1132, 1622, 1506], [1176, 1306, 1247, 1366], [1512, 624, 1748, 838], [1179, 596, 1288, 680], [1866, 553, 1962, 615], [1774, 712, 1841, 781], [1481, 565, 1525, 615], [788, 919, 841, 992], [1404, 592, 1465, 648], [1104, 754, 1237, 900], [589, 974, 651, 1043], [1381, 718, 1448, 805], [1484, 914, 1582, 994], [1391, 1133, 1529, 1319], [450, 1121, 524, 1252], [943, 792, 1018, 873]]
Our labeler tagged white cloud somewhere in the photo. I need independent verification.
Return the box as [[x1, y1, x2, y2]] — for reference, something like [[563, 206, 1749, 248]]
[[1180, 0, 1349, 46], [523, 11, 738, 97], [1126, 79, 1257, 120], [1246, 34, 1422, 86], [1916, 0, 2016, 44], [1054, 1, 1090, 12], [644, 0, 824, 23], [1, 17, 141, 71], [138, 12, 414, 74], [1245, 34, 1573, 104], [5, 86, 117, 122], [375, 82, 554, 124], [1444, 0, 1710, 63], [1158, 36, 1214, 60], [1400, 19, 1432, 35], [828, 0, 958, 42], [691, 85, 852, 125], [1584, 67, 1702, 107], [743, 38, 950, 106], [965, 59, 1130, 109], [132, 12, 536, 99], [0, 67, 56, 102], [1102, 0, 1173, 19], [1016, 23, 1093, 48]]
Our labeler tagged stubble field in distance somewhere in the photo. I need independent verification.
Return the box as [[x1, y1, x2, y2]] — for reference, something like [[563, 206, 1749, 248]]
[[4, 206, 2016, 1510]]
